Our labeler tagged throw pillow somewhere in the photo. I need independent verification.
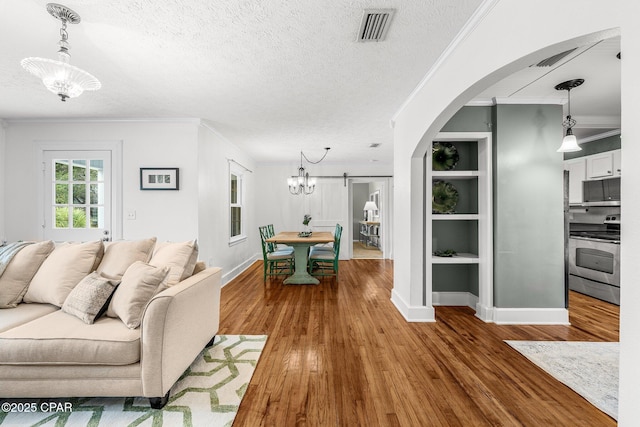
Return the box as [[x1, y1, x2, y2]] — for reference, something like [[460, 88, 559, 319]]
[[23, 240, 104, 307], [149, 239, 198, 289], [97, 237, 157, 280], [61, 272, 119, 324], [106, 261, 169, 329], [0, 240, 55, 308]]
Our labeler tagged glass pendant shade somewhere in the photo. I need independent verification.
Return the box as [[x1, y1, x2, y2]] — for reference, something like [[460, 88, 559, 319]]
[[557, 128, 581, 153], [22, 3, 100, 102], [21, 57, 101, 101]]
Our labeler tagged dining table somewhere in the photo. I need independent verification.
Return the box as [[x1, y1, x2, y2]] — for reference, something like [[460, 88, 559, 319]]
[[266, 231, 334, 284]]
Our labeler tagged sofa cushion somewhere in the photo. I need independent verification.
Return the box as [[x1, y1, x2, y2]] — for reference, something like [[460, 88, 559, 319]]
[[23, 240, 104, 307], [0, 303, 59, 333], [61, 272, 120, 324], [149, 239, 198, 289], [97, 237, 157, 280], [0, 311, 140, 365], [106, 261, 169, 329], [0, 241, 55, 308]]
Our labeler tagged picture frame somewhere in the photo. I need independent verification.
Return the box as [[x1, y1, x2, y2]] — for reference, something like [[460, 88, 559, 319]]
[[140, 168, 179, 190]]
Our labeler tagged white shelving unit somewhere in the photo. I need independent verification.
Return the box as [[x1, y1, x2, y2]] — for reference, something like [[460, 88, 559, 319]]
[[427, 132, 493, 321]]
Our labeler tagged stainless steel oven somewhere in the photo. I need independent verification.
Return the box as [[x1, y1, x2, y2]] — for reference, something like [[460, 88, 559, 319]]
[[569, 236, 620, 304]]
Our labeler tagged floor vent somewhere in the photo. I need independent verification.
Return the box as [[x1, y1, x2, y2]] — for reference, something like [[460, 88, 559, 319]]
[[531, 48, 577, 67], [358, 9, 395, 42]]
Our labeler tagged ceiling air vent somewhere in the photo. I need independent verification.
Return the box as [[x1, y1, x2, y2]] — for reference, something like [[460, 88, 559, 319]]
[[358, 9, 395, 42], [369, 143, 381, 148], [531, 48, 577, 67]]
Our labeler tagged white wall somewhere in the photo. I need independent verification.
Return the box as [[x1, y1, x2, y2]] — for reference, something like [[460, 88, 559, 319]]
[[197, 122, 258, 284], [1, 119, 259, 285], [0, 120, 5, 244], [254, 162, 392, 260], [619, 4, 640, 424], [3, 120, 200, 242]]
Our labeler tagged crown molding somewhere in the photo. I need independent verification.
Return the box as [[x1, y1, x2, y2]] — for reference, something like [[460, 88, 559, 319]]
[[391, 0, 501, 125], [578, 129, 621, 144], [3, 117, 201, 125], [493, 96, 565, 105]]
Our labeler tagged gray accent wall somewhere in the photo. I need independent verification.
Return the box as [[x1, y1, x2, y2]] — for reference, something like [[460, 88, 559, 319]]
[[439, 105, 566, 308], [352, 183, 369, 241], [492, 104, 565, 308]]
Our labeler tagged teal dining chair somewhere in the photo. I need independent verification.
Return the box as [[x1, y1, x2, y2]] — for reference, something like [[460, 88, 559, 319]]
[[259, 225, 294, 282], [308, 223, 342, 279]]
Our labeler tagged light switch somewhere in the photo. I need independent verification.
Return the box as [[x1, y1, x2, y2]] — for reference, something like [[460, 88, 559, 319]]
[[127, 211, 136, 220]]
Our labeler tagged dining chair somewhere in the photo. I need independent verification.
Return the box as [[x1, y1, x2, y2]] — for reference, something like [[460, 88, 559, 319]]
[[308, 223, 342, 279], [259, 225, 294, 282]]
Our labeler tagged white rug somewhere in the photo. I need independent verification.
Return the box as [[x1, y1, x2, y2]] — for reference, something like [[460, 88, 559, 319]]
[[0, 335, 267, 427], [506, 341, 618, 420]]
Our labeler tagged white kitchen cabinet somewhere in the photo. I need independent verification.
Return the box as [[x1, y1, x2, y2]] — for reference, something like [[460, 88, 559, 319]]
[[564, 158, 586, 204], [586, 152, 614, 178], [613, 149, 621, 176]]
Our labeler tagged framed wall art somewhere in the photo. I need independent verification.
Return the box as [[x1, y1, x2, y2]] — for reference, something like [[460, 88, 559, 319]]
[[140, 168, 179, 190]]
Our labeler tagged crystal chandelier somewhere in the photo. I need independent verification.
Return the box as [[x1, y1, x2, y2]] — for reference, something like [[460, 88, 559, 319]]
[[288, 148, 330, 195], [21, 3, 101, 102], [555, 79, 584, 153]]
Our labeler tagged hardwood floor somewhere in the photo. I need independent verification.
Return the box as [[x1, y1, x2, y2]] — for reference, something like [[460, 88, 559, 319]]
[[219, 259, 619, 426]]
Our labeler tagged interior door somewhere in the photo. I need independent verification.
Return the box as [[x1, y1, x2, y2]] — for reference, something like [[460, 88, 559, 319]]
[[43, 150, 112, 242]]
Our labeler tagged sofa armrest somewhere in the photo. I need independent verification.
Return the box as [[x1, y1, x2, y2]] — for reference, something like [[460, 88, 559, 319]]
[[139, 267, 222, 397]]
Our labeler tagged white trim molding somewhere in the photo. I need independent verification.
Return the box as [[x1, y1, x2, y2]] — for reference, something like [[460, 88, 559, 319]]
[[432, 292, 478, 309], [492, 307, 570, 325], [578, 129, 621, 144], [391, 290, 436, 322], [391, 0, 500, 125], [221, 255, 259, 286]]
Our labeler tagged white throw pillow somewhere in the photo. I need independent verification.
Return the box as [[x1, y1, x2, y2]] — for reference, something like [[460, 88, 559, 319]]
[[149, 239, 198, 289], [97, 237, 157, 280], [106, 261, 169, 329], [23, 240, 104, 307], [0, 241, 55, 308]]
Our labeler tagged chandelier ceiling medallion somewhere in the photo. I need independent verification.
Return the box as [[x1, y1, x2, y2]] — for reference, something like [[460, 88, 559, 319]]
[[21, 3, 101, 102], [288, 148, 330, 196], [555, 78, 584, 153]]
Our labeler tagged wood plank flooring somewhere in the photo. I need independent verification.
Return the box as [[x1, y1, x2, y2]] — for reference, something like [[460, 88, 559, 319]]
[[219, 259, 619, 426]]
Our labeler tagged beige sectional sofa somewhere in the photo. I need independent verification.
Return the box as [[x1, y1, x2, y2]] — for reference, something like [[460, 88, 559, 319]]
[[0, 238, 221, 409]]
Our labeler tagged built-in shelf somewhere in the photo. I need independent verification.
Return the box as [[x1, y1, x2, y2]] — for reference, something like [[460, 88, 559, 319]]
[[428, 132, 492, 319], [432, 170, 479, 179], [432, 253, 479, 264], [432, 214, 479, 220]]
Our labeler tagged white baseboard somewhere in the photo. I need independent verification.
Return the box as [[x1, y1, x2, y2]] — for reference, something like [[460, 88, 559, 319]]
[[432, 292, 478, 309], [390, 290, 436, 322], [492, 307, 570, 325], [475, 302, 495, 323], [221, 255, 259, 286]]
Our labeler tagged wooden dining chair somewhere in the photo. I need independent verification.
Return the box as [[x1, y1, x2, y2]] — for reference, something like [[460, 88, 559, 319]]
[[308, 223, 342, 279], [259, 225, 294, 282]]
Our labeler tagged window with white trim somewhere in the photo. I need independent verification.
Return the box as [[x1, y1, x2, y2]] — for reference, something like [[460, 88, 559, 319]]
[[229, 166, 245, 244]]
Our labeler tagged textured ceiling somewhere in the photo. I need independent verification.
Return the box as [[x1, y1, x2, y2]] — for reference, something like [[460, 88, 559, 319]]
[[0, 0, 483, 164]]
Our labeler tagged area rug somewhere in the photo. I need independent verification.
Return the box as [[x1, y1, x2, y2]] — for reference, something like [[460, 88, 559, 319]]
[[0, 335, 267, 427], [506, 340, 618, 420]]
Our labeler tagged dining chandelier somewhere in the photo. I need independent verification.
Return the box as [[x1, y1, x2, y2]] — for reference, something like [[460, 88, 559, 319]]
[[288, 148, 330, 195], [555, 78, 584, 153], [21, 3, 101, 102]]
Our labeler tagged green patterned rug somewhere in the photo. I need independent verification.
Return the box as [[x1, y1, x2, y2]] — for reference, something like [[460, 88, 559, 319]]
[[0, 335, 267, 427]]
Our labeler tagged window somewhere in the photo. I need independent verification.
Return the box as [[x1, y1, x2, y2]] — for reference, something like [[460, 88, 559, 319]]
[[229, 167, 245, 244]]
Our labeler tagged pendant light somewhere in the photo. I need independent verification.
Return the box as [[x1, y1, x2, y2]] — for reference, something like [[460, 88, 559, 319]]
[[21, 3, 101, 102], [288, 148, 330, 195], [555, 79, 584, 152]]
